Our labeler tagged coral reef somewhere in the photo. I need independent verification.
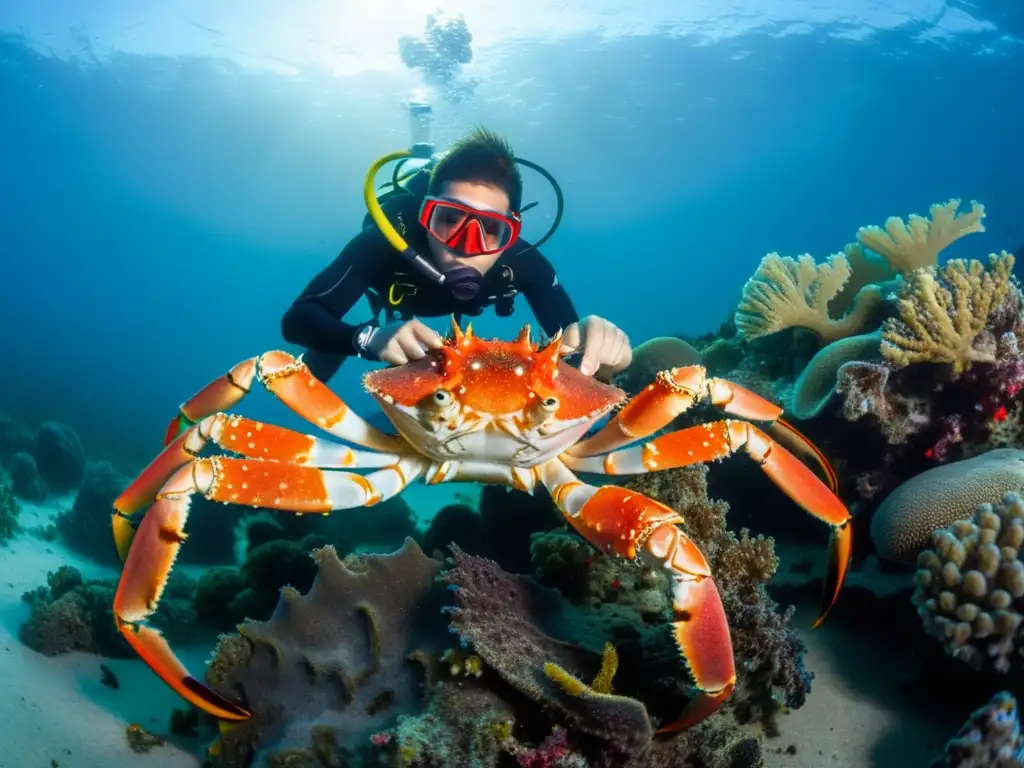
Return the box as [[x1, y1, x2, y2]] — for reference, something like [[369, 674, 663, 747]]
[[0, 482, 19, 543], [443, 544, 654, 760], [856, 198, 986, 276], [930, 691, 1024, 768], [913, 491, 1024, 673], [8, 451, 47, 501], [55, 460, 129, 564], [30, 421, 85, 493], [19, 565, 195, 657], [734, 251, 883, 344], [205, 539, 451, 767], [871, 449, 1024, 564], [620, 467, 812, 729], [881, 252, 1015, 373], [789, 330, 883, 419], [194, 533, 330, 630]]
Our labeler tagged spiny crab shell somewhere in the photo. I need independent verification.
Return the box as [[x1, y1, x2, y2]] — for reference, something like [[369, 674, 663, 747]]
[[362, 319, 627, 466]]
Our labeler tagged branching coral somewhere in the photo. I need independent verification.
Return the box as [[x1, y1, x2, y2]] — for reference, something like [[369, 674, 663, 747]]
[[913, 491, 1024, 673], [856, 198, 986, 276], [734, 251, 882, 344], [881, 252, 1015, 374]]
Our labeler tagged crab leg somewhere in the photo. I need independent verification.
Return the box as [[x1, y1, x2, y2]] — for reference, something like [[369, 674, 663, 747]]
[[540, 459, 735, 733], [114, 455, 424, 720], [112, 414, 409, 560], [164, 351, 402, 453], [564, 418, 852, 627], [569, 367, 837, 492]]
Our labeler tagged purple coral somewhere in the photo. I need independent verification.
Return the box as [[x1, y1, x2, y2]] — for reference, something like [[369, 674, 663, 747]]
[[930, 691, 1024, 767]]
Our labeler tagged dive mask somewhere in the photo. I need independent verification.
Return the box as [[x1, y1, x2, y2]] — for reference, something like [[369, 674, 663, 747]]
[[419, 196, 522, 256]]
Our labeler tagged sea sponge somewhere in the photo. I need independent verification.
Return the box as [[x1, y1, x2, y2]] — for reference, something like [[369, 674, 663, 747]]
[[870, 449, 1024, 564], [205, 538, 451, 768], [913, 492, 1024, 673], [734, 251, 883, 344], [856, 198, 986, 276], [881, 252, 1015, 374]]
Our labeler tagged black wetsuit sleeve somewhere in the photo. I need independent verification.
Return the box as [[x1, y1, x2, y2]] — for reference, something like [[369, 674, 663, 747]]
[[280, 229, 382, 357], [516, 247, 579, 336]]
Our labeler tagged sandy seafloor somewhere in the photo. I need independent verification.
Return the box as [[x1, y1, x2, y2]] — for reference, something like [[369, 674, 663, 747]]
[[0, 488, 967, 768]]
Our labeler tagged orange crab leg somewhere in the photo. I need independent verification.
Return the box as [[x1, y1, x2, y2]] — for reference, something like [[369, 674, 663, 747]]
[[164, 358, 257, 445], [164, 352, 402, 453], [541, 461, 735, 732], [564, 419, 852, 626], [114, 456, 423, 721], [112, 414, 407, 560], [568, 367, 837, 492]]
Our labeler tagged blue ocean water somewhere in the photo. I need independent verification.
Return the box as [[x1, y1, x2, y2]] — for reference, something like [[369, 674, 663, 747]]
[[2, 1, 1021, 473], [1, 2, 1023, 765]]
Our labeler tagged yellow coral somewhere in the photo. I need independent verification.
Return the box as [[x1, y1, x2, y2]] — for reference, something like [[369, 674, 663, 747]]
[[855, 198, 986, 276], [734, 251, 881, 343], [543, 642, 619, 696], [881, 251, 1014, 373]]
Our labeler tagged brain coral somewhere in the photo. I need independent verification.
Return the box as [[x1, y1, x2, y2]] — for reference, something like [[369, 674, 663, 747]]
[[870, 449, 1024, 564], [913, 492, 1024, 673]]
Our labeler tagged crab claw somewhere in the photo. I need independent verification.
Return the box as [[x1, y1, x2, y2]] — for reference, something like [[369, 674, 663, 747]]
[[558, 484, 737, 732], [113, 463, 250, 722]]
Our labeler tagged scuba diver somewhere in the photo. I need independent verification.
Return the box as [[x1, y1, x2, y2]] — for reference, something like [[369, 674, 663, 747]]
[[281, 124, 632, 384]]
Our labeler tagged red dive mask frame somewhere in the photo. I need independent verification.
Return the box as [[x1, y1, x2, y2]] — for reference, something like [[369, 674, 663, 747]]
[[418, 196, 522, 257]]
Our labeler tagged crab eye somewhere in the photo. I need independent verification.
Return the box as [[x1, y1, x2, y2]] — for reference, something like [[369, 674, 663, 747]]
[[542, 396, 559, 411], [433, 390, 452, 404]]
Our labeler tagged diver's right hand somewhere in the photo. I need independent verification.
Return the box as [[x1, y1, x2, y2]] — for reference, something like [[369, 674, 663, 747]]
[[365, 319, 444, 366]]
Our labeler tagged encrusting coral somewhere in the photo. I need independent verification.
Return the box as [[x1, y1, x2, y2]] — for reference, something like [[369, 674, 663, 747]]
[[856, 198, 987, 276], [205, 538, 450, 768], [870, 449, 1024, 565], [913, 491, 1024, 673], [734, 250, 882, 344], [929, 690, 1024, 768], [881, 252, 1016, 374]]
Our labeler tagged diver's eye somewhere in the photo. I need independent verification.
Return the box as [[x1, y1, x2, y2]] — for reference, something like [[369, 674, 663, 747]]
[[542, 396, 559, 411], [433, 390, 453, 404]]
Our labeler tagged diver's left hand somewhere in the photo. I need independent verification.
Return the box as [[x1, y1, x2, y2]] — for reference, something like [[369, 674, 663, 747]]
[[560, 315, 632, 379]]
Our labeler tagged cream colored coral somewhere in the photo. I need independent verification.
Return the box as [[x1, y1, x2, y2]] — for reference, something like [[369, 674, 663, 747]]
[[856, 198, 986, 275], [871, 449, 1024, 564], [881, 252, 1014, 374], [912, 491, 1024, 673], [734, 251, 881, 343]]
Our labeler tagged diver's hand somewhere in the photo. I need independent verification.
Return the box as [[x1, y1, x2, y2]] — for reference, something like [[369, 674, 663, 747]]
[[560, 315, 632, 379], [366, 319, 443, 366]]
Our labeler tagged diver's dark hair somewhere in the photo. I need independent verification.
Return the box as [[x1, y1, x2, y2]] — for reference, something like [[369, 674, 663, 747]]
[[427, 127, 523, 212]]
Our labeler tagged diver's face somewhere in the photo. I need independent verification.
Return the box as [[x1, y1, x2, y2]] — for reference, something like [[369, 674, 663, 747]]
[[426, 180, 512, 276]]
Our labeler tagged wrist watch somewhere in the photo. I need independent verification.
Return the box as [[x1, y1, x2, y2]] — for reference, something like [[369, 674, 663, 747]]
[[353, 323, 379, 359]]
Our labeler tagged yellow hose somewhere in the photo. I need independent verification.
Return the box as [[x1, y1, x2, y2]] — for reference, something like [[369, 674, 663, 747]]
[[363, 150, 412, 253]]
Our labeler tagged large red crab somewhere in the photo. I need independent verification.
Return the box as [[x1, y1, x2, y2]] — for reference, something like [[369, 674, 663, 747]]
[[110, 319, 851, 734]]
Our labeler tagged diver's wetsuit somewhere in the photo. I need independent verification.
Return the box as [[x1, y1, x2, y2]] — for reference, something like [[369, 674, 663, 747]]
[[281, 193, 579, 382]]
